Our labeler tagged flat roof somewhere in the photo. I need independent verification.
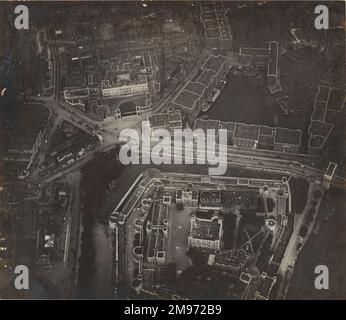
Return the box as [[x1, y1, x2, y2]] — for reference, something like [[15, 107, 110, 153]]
[[202, 55, 228, 73], [260, 126, 275, 136], [190, 214, 221, 241], [326, 162, 337, 176], [173, 90, 200, 110], [274, 127, 301, 145], [197, 69, 217, 86], [267, 41, 279, 77], [309, 135, 325, 148], [147, 200, 168, 259], [185, 82, 206, 96], [168, 110, 182, 123], [309, 121, 333, 137], [234, 123, 260, 141], [215, 249, 248, 266], [149, 113, 169, 128], [256, 275, 276, 298], [151, 199, 168, 227], [240, 47, 269, 56], [192, 190, 199, 199], [220, 121, 236, 132], [149, 110, 182, 130], [194, 118, 220, 132], [311, 101, 326, 121], [172, 55, 228, 111], [327, 88, 345, 111], [258, 135, 274, 146], [148, 229, 165, 258], [200, 190, 222, 203], [221, 190, 258, 207], [193, 117, 304, 149]]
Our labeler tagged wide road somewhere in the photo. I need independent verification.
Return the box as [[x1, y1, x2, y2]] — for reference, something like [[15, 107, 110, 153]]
[[137, 144, 323, 181], [36, 139, 324, 185]]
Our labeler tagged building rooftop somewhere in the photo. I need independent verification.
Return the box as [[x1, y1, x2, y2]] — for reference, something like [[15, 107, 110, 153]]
[[240, 47, 269, 56], [192, 190, 199, 200], [220, 121, 236, 132], [173, 90, 200, 110], [258, 135, 274, 146], [309, 135, 325, 148], [214, 249, 249, 269], [168, 110, 183, 129], [325, 162, 337, 177], [147, 229, 165, 259], [149, 113, 170, 129], [309, 121, 333, 137], [197, 69, 217, 86], [190, 212, 222, 241], [148, 110, 182, 131], [221, 190, 258, 208], [173, 55, 229, 111], [185, 82, 206, 96], [200, 190, 222, 205], [255, 274, 276, 300], [194, 118, 220, 132], [267, 41, 279, 77], [234, 123, 260, 141], [328, 87, 345, 112], [151, 199, 168, 227], [274, 127, 301, 145], [308, 85, 345, 149], [147, 200, 168, 260], [201, 55, 228, 73], [260, 126, 275, 136]]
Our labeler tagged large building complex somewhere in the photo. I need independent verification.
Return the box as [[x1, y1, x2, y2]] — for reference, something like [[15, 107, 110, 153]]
[[308, 84, 345, 153], [147, 110, 183, 134], [199, 1, 232, 49], [171, 55, 231, 120], [194, 118, 302, 153], [111, 169, 292, 300], [101, 75, 149, 98], [61, 41, 159, 121]]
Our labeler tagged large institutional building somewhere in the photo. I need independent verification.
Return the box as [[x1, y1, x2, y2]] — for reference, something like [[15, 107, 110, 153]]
[[101, 75, 149, 98], [111, 169, 291, 300], [188, 212, 224, 251]]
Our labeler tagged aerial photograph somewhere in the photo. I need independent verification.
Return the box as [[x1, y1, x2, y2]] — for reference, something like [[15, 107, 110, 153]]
[[0, 0, 345, 302]]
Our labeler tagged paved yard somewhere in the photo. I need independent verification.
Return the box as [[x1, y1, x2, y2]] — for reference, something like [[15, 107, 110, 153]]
[[166, 206, 192, 272]]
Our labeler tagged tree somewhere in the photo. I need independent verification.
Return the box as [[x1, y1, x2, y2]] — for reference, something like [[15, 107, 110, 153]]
[[308, 208, 315, 215], [307, 211, 314, 222], [313, 190, 322, 199], [299, 225, 308, 238]]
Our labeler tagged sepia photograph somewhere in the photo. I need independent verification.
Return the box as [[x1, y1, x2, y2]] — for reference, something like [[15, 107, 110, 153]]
[[0, 0, 345, 306]]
